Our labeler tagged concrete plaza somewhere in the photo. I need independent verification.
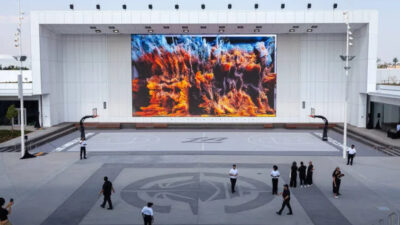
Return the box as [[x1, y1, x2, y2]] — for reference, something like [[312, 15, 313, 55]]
[[0, 129, 399, 225]]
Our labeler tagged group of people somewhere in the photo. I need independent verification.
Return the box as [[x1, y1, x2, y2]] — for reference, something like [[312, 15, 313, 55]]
[[289, 161, 314, 188], [0, 158, 351, 225], [97, 158, 349, 224], [228, 162, 314, 216], [0, 142, 356, 225], [271, 162, 313, 216]]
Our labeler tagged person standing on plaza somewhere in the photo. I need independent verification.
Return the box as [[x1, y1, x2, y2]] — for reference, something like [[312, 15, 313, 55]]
[[0, 198, 13, 225], [289, 161, 298, 188], [99, 176, 115, 210], [332, 167, 345, 198], [271, 165, 280, 195], [306, 161, 314, 187], [347, 145, 357, 166], [229, 164, 238, 193], [298, 161, 307, 188], [141, 202, 154, 225], [276, 184, 293, 215], [80, 137, 87, 160]]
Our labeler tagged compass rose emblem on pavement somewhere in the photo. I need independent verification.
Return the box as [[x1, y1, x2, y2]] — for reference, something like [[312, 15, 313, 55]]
[[121, 172, 273, 215]]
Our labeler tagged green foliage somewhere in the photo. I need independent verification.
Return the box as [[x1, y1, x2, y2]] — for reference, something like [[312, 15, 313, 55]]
[[0, 130, 31, 143], [0, 65, 29, 70], [6, 105, 18, 121], [393, 57, 399, 65], [6, 105, 18, 130]]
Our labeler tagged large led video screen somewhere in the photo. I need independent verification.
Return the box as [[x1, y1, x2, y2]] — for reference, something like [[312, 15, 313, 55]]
[[131, 35, 276, 117]]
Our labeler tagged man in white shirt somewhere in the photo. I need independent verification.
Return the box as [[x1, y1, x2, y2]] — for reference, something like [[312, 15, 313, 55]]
[[229, 164, 238, 193], [271, 165, 280, 195], [141, 202, 154, 225], [347, 145, 357, 166], [396, 124, 400, 132], [80, 138, 87, 160]]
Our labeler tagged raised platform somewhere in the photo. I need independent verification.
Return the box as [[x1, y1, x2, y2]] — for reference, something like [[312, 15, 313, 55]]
[[75, 123, 336, 130]]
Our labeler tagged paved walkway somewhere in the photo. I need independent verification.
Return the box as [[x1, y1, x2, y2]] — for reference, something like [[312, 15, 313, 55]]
[[0, 153, 399, 225], [0, 125, 36, 131], [0, 129, 397, 225], [336, 124, 400, 148]]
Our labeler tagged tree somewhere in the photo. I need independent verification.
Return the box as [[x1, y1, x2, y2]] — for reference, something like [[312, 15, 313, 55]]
[[393, 57, 399, 67], [376, 58, 381, 68], [6, 105, 18, 131]]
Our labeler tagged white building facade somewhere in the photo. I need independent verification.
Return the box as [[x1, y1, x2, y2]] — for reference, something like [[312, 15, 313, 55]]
[[30, 9, 378, 127]]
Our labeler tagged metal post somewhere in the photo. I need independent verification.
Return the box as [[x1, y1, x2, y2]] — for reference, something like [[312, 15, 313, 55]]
[[309, 115, 329, 141], [343, 21, 349, 159], [340, 13, 355, 159], [17, 0, 25, 158]]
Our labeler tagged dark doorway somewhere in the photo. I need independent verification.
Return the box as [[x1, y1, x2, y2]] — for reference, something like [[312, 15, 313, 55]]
[[0, 100, 39, 126], [370, 102, 400, 131]]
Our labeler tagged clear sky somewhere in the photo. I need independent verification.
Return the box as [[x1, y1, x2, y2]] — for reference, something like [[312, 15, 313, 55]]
[[0, 0, 399, 66]]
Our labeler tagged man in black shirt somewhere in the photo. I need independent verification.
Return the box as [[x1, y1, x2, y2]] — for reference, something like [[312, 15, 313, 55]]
[[0, 197, 13, 225], [298, 161, 307, 188], [276, 184, 293, 215], [99, 176, 115, 210]]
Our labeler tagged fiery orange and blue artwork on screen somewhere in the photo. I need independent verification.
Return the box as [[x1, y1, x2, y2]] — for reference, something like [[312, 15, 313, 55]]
[[131, 35, 276, 117]]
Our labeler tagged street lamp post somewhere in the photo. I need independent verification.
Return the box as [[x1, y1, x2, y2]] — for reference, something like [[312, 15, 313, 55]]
[[15, 0, 34, 159], [340, 12, 355, 159], [17, 0, 25, 158]]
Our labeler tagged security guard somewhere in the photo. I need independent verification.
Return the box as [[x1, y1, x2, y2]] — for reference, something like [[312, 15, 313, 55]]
[[276, 184, 293, 215]]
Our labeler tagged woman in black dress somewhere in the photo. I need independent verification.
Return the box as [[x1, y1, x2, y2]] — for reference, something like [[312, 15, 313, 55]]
[[332, 167, 344, 198], [289, 161, 298, 188], [306, 161, 314, 187], [298, 161, 307, 188]]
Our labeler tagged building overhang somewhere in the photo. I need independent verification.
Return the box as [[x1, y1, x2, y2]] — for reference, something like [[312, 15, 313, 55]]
[[369, 91, 400, 107], [31, 10, 377, 35]]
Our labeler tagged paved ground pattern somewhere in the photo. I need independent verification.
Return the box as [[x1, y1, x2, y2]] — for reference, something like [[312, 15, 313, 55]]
[[0, 129, 398, 225], [41, 163, 354, 225]]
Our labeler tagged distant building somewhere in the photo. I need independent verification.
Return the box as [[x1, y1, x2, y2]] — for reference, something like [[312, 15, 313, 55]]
[[367, 69, 400, 131], [28, 9, 379, 128], [0, 70, 40, 126]]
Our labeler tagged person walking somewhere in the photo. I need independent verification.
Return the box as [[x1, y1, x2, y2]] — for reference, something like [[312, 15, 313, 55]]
[[347, 145, 356, 166], [0, 198, 13, 225], [298, 161, 307, 188], [276, 184, 293, 215], [141, 202, 154, 225], [99, 176, 115, 210], [80, 138, 87, 160], [306, 161, 314, 187], [332, 167, 345, 198], [229, 164, 238, 193], [271, 165, 280, 195], [289, 161, 298, 188]]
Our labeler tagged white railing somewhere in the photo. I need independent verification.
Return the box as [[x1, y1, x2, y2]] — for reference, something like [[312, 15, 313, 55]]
[[0, 83, 33, 96]]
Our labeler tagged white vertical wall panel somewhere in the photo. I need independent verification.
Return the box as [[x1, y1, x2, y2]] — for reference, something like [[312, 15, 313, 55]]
[[39, 26, 65, 127], [62, 35, 108, 122], [106, 35, 132, 120], [348, 24, 369, 127], [276, 34, 301, 121]]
